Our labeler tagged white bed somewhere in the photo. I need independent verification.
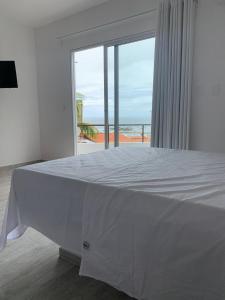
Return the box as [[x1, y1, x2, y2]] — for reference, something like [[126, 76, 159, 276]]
[[1, 147, 225, 300]]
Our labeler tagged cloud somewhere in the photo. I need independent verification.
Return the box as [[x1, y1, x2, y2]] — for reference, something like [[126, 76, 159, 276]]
[[74, 38, 155, 122]]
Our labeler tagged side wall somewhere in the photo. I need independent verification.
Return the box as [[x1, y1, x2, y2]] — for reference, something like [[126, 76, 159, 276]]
[[35, 0, 225, 159], [0, 16, 40, 167], [190, 0, 225, 152]]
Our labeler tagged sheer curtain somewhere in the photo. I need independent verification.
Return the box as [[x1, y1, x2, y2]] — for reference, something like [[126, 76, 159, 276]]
[[151, 0, 197, 149]]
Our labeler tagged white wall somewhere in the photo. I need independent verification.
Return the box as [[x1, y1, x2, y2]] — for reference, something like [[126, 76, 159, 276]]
[[0, 15, 40, 167], [35, 0, 225, 160], [190, 0, 225, 153]]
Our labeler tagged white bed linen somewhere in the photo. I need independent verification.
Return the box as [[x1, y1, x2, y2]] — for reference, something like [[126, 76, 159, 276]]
[[1, 147, 225, 299]]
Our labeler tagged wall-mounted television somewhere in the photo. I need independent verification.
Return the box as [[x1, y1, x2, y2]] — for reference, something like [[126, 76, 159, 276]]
[[0, 61, 18, 88]]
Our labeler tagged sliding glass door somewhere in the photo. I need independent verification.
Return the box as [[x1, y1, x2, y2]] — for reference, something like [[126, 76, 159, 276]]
[[74, 46, 105, 154], [117, 38, 155, 147], [72, 35, 155, 154]]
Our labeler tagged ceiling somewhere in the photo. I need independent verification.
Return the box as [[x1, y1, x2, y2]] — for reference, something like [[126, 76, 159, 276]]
[[0, 0, 110, 28]]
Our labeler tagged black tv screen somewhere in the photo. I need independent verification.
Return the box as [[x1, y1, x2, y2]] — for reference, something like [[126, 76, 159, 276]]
[[0, 61, 18, 88]]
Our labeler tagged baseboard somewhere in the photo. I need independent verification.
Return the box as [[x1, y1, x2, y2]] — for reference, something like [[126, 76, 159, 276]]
[[0, 160, 44, 171], [59, 248, 81, 267]]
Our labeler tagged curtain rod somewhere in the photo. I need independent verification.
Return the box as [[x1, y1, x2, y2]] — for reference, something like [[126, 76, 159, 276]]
[[56, 8, 157, 40]]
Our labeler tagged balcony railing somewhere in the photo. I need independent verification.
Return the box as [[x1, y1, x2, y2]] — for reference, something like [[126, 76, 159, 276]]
[[77, 123, 151, 144]]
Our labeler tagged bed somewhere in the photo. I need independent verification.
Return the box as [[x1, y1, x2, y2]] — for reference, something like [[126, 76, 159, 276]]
[[1, 147, 225, 300]]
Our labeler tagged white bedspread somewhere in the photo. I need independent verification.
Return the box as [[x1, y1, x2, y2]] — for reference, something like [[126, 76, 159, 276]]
[[1, 147, 225, 299]]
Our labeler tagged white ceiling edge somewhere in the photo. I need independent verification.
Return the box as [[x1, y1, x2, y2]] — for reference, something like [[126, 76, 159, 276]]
[[0, 0, 110, 28]]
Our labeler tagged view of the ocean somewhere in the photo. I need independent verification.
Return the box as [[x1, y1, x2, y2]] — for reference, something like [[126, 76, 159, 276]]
[[83, 115, 152, 137]]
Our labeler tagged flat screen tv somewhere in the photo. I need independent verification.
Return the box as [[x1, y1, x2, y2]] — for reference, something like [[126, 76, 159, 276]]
[[0, 61, 18, 88]]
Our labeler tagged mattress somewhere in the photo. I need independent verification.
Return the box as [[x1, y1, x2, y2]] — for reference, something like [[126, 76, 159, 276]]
[[0, 146, 154, 254], [2, 147, 225, 300]]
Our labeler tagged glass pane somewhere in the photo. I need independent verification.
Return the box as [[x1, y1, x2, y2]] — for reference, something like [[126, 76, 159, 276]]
[[74, 46, 105, 154], [118, 38, 155, 146], [107, 46, 115, 148]]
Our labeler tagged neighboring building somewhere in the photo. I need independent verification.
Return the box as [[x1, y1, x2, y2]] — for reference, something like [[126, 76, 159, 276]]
[[76, 92, 84, 124]]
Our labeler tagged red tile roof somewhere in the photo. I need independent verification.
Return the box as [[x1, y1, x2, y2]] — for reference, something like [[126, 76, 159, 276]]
[[88, 132, 150, 143]]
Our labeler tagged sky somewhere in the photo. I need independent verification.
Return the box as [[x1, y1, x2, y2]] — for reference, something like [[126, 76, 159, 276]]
[[74, 38, 155, 125]]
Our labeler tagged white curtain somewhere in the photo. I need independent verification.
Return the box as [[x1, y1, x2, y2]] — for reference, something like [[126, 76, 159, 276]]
[[151, 0, 197, 149]]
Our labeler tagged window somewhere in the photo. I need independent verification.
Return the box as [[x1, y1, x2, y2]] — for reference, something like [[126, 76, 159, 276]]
[[72, 35, 155, 154]]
